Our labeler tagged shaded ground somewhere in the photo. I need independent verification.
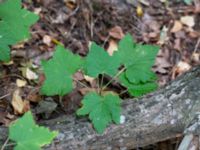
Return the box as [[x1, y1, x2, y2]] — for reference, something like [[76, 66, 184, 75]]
[[0, 0, 200, 149]]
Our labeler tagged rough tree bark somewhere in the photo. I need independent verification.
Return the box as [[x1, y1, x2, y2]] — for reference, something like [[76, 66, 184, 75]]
[[1, 66, 200, 149]]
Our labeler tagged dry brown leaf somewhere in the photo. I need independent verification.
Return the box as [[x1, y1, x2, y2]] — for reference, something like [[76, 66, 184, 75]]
[[192, 52, 200, 62], [43, 35, 52, 46], [174, 39, 181, 51], [109, 26, 124, 39], [27, 88, 42, 103], [180, 16, 195, 28], [3, 60, 14, 66], [16, 79, 27, 87], [79, 88, 96, 95], [158, 26, 169, 45], [26, 68, 38, 80], [176, 61, 191, 72], [12, 43, 25, 49], [148, 32, 159, 38], [74, 71, 84, 81], [11, 89, 30, 115], [34, 8, 42, 15], [84, 75, 95, 85], [107, 39, 118, 56], [154, 57, 171, 74], [189, 31, 200, 38], [171, 21, 183, 33], [172, 61, 191, 79], [64, 0, 77, 9]]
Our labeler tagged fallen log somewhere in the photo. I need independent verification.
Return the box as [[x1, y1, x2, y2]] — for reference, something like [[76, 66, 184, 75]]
[[1, 66, 200, 149]]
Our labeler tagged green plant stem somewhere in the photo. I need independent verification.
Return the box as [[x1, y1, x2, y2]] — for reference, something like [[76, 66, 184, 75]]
[[119, 89, 128, 96], [102, 67, 125, 91], [99, 74, 104, 94], [73, 78, 89, 89], [97, 77, 100, 94], [59, 96, 64, 108]]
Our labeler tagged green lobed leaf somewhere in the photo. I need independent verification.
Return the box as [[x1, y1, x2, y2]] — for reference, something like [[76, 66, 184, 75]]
[[125, 66, 156, 84], [41, 45, 84, 96], [118, 34, 159, 84], [9, 111, 58, 150], [0, 0, 39, 61], [77, 92, 121, 133], [128, 82, 158, 97], [84, 42, 120, 78], [118, 33, 137, 66], [119, 73, 157, 97]]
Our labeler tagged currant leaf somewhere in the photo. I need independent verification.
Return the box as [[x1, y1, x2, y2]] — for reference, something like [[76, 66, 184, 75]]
[[0, 0, 39, 61], [77, 92, 121, 133], [84, 42, 120, 78], [41, 45, 84, 96], [119, 73, 157, 97], [118, 34, 159, 84], [125, 66, 156, 84], [9, 111, 58, 150]]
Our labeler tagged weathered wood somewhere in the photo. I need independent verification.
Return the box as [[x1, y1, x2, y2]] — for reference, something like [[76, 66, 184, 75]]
[[1, 66, 200, 149]]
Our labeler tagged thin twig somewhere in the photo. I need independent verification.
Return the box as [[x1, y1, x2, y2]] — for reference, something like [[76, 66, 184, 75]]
[[97, 77, 100, 94], [99, 74, 104, 94], [1, 137, 9, 150], [102, 68, 126, 91], [119, 89, 128, 96], [0, 93, 10, 100], [0, 74, 26, 80], [193, 38, 200, 54], [73, 78, 89, 89]]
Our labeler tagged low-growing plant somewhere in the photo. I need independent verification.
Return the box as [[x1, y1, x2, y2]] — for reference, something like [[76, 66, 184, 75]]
[[0, 0, 39, 62], [8, 111, 58, 150], [0, 0, 58, 149], [0, 1, 159, 148], [41, 34, 159, 133]]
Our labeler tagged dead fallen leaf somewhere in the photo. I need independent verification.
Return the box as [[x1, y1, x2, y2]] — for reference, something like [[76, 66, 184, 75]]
[[171, 21, 183, 33], [180, 16, 195, 28], [109, 26, 124, 39], [136, 5, 143, 17], [3, 60, 14, 66], [172, 61, 191, 79], [148, 32, 159, 38], [64, 0, 77, 10], [34, 8, 42, 15], [3, 113, 15, 127], [79, 88, 96, 95], [74, 71, 84, 81], [11, 89, 30, 115], [16, 79, 27, 87], [191, 52, 200, 62], [159, 0, 167, 3], [174, 39, 181, 51], [84, 75, 95, 86], [189, 31, 200, 38], [139, 0, 149, 6], [27, 88, 42, 103], [107, 39, 118, 56], [154, 56, 171, 74], [26, 68, 38, 80], [43, 35, 52, 46], [158, 26, 169, 45]]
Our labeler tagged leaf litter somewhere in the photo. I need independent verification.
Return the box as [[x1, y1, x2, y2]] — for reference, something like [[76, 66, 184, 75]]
[[0, 0, 200, 141]]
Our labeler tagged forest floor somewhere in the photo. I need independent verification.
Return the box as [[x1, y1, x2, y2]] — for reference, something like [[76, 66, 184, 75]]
[[0, 0, 200, 149]]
